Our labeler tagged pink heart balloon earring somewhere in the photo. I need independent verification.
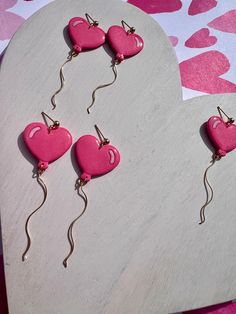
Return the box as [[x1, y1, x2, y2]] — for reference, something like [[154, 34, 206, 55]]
[[63, 125, 120, 267], [22, 112, 72, 261], [87, 20, 144, 113], [51, 13, 106, 109], [199, 106, 236, 224]]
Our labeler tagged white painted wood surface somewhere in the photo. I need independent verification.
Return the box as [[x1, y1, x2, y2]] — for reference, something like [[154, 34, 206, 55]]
[[1, 0, 236, 313]]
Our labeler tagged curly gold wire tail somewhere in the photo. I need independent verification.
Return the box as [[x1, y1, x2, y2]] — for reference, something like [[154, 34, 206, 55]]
[[199, 155, 219, 225], [87, 61, 118, 114], [22, 170, 47, 261], [51, 51, 78, 110], [63, 180, 88, 268]]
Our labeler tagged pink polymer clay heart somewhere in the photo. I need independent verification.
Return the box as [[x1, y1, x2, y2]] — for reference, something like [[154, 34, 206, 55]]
[[68, 17, 106, 54], [207, 116, 236, 157], [23, 122, 72, 170], [107, 25, 144, 62], [75, 135, 120, 182]]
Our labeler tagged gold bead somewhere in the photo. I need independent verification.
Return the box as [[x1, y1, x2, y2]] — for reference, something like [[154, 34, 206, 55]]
[[103, 138, 110, 145], [130, 27, 135, 33], [53, 121, 60, 128]]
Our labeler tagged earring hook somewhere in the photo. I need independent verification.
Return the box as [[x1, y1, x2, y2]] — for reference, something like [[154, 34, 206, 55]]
[[85, 13, 99, 26], [41, 112, 60, 130], [217, 106, 234, 124], [121, 20, 135, 33], [94, 125, 110, 145]]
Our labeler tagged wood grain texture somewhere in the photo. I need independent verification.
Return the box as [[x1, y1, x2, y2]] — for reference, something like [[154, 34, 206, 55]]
[[1, 0, 236, 313]]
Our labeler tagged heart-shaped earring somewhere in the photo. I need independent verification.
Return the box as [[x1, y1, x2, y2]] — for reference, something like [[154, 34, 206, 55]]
[[51, 13, 106, 110], [199, 106, 236, 224], [87, 20, 144, 113], [63, 125, 120, 267], [22, 112, 72, 261], [107, 20, 144, 62]]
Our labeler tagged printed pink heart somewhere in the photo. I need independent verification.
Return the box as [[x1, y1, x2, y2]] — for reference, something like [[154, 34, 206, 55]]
[[208, 10, 236, 34], [169, 36, 179, 47], [207, 116, 236, 157], [75, 135, 120, 182], [127, 0, 182, 14], [188, 0, 217, 16], [179, 51, 236, 94], [68, 17, 106, 54], [0, 0, 17, 11], [185, 28, 217, 48], [0, 11, 25, 40], [107, 25, 144, 62], [23, 122, 72, 170]]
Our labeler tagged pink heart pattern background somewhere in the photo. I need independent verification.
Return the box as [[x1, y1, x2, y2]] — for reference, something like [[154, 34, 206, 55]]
[[1, 0, 236, 100], [1, 0, 236, 313], [184, 28, 217, 48], [126, 0, 236, 100], [0, 0, 236, 99]]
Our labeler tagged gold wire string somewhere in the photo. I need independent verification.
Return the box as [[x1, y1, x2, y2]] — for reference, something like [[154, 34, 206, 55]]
[[63, 180, 88, 268], [199, 155, 219, 225], [87, 61, 118, 114], [51, 51, 78, 110], [22, 170, 47, 261]]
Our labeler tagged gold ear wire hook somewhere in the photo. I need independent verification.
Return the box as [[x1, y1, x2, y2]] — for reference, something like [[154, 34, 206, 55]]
[[94, 124, 110, 145], [41, 112, 60, 130], [85, 13, 99, 26], [121, 20, 135, 33], [217, 106, 234, 124]]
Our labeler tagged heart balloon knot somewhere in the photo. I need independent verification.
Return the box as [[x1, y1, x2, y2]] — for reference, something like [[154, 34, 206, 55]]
[[115, 53, 124, 62], [38, 161, 49, 171], [217, 149, 226, 157], [80, 172, 92, 183], [73, 44, 82, 54]]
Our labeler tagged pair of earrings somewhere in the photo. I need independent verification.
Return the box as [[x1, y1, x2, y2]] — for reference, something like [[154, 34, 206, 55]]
[[21, 14, 144, 267], [200, 106, 236, 224], [22, 113, 120, 267], [51, 13, 144, 113]]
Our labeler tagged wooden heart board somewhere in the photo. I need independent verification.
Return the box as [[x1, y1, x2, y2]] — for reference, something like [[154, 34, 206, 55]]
[[1, 0, 236, 313]]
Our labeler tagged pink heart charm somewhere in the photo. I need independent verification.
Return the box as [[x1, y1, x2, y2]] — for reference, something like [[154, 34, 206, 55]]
[[68, 17, 106, 54], [23, 122, 72, 170], [207, 116, 236, 157], [107, 25, 144, 62], [75, 135, 120, 182]]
